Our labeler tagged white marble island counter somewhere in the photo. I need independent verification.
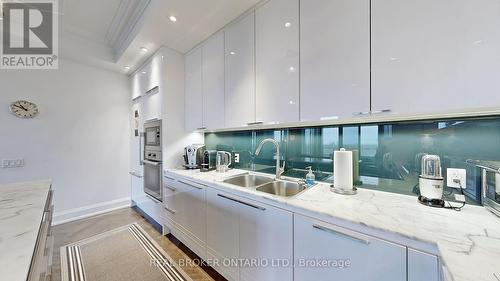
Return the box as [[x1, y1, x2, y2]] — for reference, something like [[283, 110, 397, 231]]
[[0, 180, 52, 281], [165, 168, 500, 281]]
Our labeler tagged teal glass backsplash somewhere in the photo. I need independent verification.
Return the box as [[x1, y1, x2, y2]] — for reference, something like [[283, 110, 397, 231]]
[[205, 117, 500, 205]]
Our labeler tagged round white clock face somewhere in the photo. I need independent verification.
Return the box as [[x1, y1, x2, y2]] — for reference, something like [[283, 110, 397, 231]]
[[9, 100, 39, 118]]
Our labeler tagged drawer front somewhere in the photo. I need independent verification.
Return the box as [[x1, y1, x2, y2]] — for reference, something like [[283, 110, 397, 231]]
[[294, 214, 406, 281]]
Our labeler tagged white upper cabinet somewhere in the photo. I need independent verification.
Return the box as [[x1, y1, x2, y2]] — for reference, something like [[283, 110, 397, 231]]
[[372, 0, 500, 115], [300, 0, 370, 121], [185, 47, 204, 131], [225, 12, 256, 128], [294, 214, 406, 281], [202, 32, 225, 129], [256, 0, 300, 124]]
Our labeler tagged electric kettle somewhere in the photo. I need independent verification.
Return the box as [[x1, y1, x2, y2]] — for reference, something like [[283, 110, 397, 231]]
[[216, 151, 232, 173]]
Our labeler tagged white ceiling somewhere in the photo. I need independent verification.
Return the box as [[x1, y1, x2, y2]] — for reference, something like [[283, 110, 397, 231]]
[[57, 0, 261, 73]]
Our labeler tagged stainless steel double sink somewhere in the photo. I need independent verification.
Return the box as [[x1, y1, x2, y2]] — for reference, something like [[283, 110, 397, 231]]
[[222, 173, 310, 197]]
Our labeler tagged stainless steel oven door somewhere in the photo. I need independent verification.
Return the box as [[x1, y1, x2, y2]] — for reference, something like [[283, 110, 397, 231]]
[[143, 160, 163, 202]]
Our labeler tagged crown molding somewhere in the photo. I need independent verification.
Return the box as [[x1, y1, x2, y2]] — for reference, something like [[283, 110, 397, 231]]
[[106, 0, 151, 62]]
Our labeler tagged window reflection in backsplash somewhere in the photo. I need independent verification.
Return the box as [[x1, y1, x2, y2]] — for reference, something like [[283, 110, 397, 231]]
[[205, 117, 500, 205]]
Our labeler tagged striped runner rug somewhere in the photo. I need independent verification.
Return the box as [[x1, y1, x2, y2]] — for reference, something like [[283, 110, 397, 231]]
[[60, 223, 192, 281]]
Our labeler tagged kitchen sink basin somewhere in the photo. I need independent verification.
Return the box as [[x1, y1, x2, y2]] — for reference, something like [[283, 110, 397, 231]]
[[222, 174, 274, 188], [256, 180, 308, 197]]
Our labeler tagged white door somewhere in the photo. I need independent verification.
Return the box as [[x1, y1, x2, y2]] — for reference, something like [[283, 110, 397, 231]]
[[371, 0, 500, 115], [225, 12, 256, 128], [206, 189, 240, 281], [185, 47, 204, 131], [239, 197, 293, 281], [255, 0, 299, 125], [202, 32, 225, 129], [300, 0, 370, 121], [294, 214, 406, 281], [408, 248, 440, 281]]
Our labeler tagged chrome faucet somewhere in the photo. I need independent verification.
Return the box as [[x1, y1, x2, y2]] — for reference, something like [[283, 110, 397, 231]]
[[255, 138, 285, 180]]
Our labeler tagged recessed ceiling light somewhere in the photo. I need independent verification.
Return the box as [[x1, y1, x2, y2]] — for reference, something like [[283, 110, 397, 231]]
[[124, 66, 130, 70], [229, 51, 236, 55], [141, 71, 147, 74], [284, 22, 291, 28], [140, 47, 148, 53], [169, 16, 177, 22]]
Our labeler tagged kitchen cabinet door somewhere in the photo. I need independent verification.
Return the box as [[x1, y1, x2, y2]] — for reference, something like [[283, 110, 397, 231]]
[[130, 173, 144, 207], [185, 47, 203, 131], [225, 12, 256, 128], [300, 0, 370, 121], [206, 188, 240, 281], [255, 0, 299, 125], [202, 32, 225, 129], [372, 0, 500, 115], [294, 214, 406, 281], [408, 248, 440, 281], [173, 178, 207, 259], [131, 72, 142, 100], [239, 197, 293, 281]]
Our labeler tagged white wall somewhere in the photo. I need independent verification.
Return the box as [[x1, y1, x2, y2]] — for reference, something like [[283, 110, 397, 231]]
[[0, 59, 131, 220]]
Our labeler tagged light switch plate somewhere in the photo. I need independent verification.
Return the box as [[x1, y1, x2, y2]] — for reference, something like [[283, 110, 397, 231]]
[[447, 168, 466, 189]]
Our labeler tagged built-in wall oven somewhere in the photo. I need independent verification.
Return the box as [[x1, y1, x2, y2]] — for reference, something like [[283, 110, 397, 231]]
[[143, 120, 162, 202]]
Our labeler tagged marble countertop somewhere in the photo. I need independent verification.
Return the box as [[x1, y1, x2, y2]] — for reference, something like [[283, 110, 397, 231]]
[[165, 168, 500, 281], [0, 180, 52, 281]]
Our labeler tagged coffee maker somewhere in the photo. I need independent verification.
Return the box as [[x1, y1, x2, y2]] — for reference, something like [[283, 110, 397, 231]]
[[418, 154, 445, 207], [183, 144, 205, 169]]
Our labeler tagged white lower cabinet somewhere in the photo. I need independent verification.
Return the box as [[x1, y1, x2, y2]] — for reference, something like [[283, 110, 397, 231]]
[[206, 188, 293, 281], [294, 214, 406, 281], [206, 188, 241, 281], [408, 248, 439, 281], [163, 175, 207, 259], [238, 194, 293, 281]]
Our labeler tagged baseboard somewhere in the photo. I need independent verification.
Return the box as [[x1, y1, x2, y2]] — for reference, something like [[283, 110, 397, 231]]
[[53, 197, 131, 226]]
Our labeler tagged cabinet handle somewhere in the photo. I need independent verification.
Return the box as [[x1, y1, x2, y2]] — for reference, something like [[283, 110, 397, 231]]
[[164, 185, 176, 192], [178, 180, 204, 190], [313, 224, 370, 245], [353, 109, 391, 116], [197, 127, 207, 130], [352, 111, 371, 116], [246, 121, 263, 126], [164, 175, 175, 181], [164, 206, 176, 214], [217, 194, 266, 211], [371, 109, 392, 114]]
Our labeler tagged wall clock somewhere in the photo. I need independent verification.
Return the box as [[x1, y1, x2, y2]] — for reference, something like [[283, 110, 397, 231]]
[[9, 100, 39, 118]]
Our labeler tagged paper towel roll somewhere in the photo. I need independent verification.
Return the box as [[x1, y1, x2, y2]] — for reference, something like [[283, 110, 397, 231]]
[[334, 148, 353, 190]]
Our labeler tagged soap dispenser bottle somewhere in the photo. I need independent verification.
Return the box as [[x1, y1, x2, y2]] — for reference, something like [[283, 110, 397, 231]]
[[305, 166, 315, 186]]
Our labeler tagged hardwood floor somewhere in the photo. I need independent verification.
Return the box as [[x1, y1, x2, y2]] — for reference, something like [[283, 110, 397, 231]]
[[51, 208, 222, 281]]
